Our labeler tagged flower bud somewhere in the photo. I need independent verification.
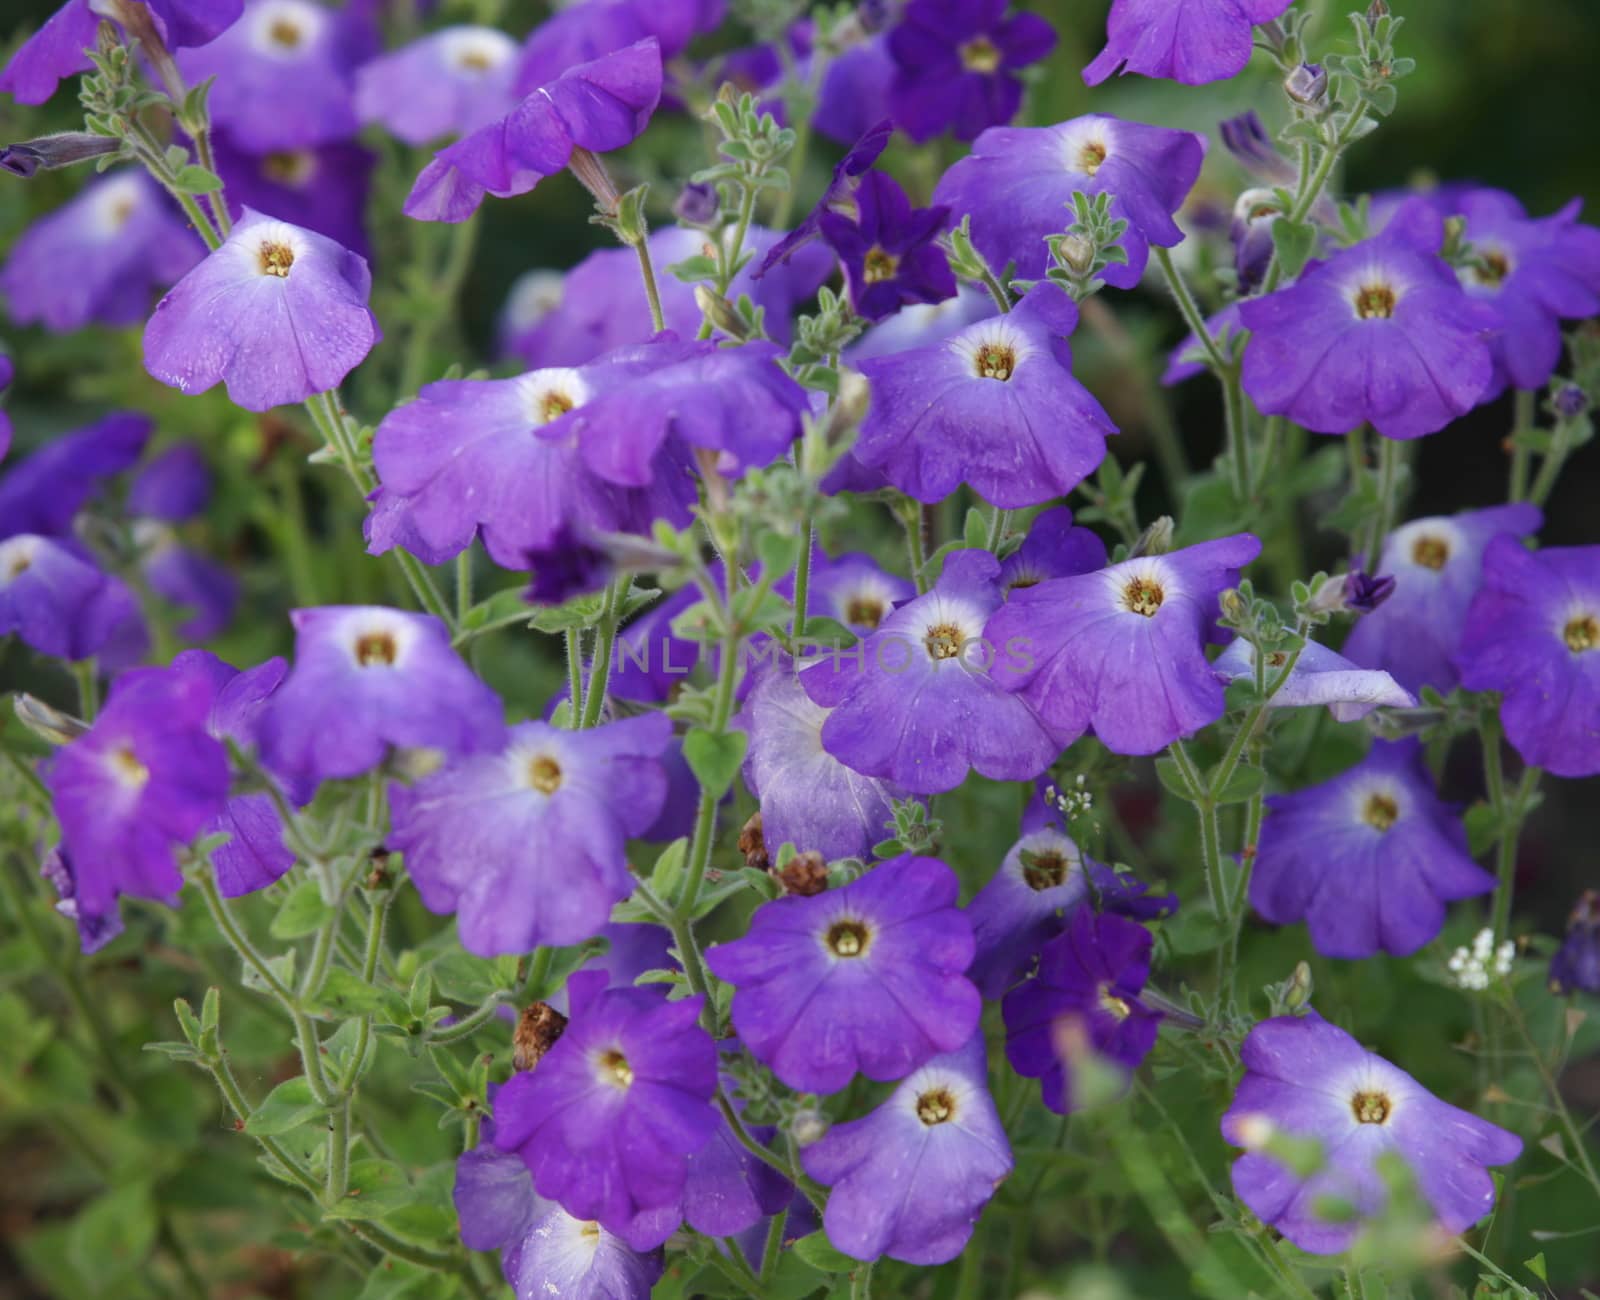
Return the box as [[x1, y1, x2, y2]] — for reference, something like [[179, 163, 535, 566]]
[[1554, 382, 1588, 420], [771, 849, 829, 896], [1284, 62, 1328, 107], [1053, 232, 1095, 276], [513, 1001, 568, 1072], [1340, 569, 1396, 615], [790, 1107, 830, 1146], [1130, 515, 1174, 558], [1549, 890, 1600, 995], [14, 692, 89, 745], [673, 181, 719, 227], [0, 133, 122, 178]]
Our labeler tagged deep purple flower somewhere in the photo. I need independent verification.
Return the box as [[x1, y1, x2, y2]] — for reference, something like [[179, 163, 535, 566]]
[[756, 121, 891, 276], [776, 548, 915, 637], [0, 0, 243, 105], [1084, 0, 1293, 87], [1002, 907, 1160, 1113], [367, 359, 696, 570], [1341, 504, 1542, 696], [1549, 892, 1600, 995], [392, 714, 671, 954], [966, 824, 1089, 999], [177, 0, 361, 152], [1212, 638, 1414, 722], [1250, 739, 1493, 958], [854, 283, 1114, 505], [1240, 200, 1499, 440], [1442, 188, 1600, 396], [492, 971, 719, 1246], [164, 649, 298, 898], [40, 847, 123, 951], [801, 550, 1057, 794], [515, 0, 723, 97], [985, 534, 1262, 755], [801, 1032, 1012, 1264], [144, 210, 380, 412], [887, 0, 1055, 142], [740, 660, 903, 862], [1218, 110, 1296, 186], [258, 605, 504, 784], [211, 134, 376, 258], [523, 526, 613, 606], [505, 226, 831, 365], [1, 171, 200, 333], [44, 663, 231, 949], [568, 336, 810, 486], [1222, 1012, 1521, 1254], [0, 131, 122, 178], [705, 854, 980, 1093], [0, 411, 151, 539], [404, 39, 662, 224], [1341, 569, 1396, 615], [934, 115, 1206, 284], [128, 444, 209, 522], [815, 36, 895, 145], [996, 506, 1107, 595], [142, 538, 238, 641], [355, 26, 519, 145], [0, 534, 143, 661], [1456, 539, 1600, 777], [819, 171, 956, 322]]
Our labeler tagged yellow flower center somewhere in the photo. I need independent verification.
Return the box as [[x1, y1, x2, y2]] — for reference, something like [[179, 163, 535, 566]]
[[1564, 614, 1599, 654], [1097, 982, 1131, 1021], [1123, 577, 1164, 617], [259, 241, 296, 278], [1351, 1090, 1391, 1124], [539, 391, 576, 423], [1354, 284, 1396, 319], [1362, 792, 1399, 832], [916, 1087, 958, 1125], [1078, 141, 1108, 177], [862, 247, 899, 283], [262, 150, 316, 186], [959, 36, 1001, 73], [354, 632, 397, 667], [107, 744, 150, 791], [597, 1048, 634, 1089], [825, 919, 871, 959], [268, 18, 303, 49], [1411, 534, 1449, 570], [973, 343, 1016, 381], [845, 597, 885, 630], [1022, 850, 1068, 891], [924, 623, 964, 660], [528, 755, 563, 794]]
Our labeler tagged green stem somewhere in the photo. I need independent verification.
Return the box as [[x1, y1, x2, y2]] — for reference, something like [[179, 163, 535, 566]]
[[632, 235, 667, 333], [1481, 712, 1540, 947], [985, 505, 1011, 554], [565, 628, 586, 721], [1528, 413, 1578, 508], [1222, 369, 1252, 504], [901, 501, 929, 593], [791, 513, 813, 639], [975, 262, 1012, 314], [758, 1207, 789, 1285], [1366, 435, 1402, 566], [850, 1263, 874, 1299], [1153, 245, 1226, 372], [1508, 387, 1535, 502], [579, 578, 629, 729], [400, 213, 480, 396], [1257, 110, 1364, 297], [327, 1095, 353, 1203], [424, 993, 510, 1046], [455, 551, 473, 628], [1500, 989, 1600, 1202], [1168, 742, 1224, 918], [72, 659, 100, 722]]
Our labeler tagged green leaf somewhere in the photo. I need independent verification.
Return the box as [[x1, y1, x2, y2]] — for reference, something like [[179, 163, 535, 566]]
[[244, 1076, 324, 1136], [1525, 1252, 1548, 1283], [756, 530, 798, 579], [269, 879, 334, 939], [308, 967, 387, 1017], [765, 1250, 833, 1300], [649, 838, 689, 898], [457, 585, 535, 637], [1164, 904, 1227, 956], [1153, 756, 1197, 801], [173, 164, 222, 194], [666, 254, 719, 283], [1270, 218, 1318, 279], [792, 1231, 859, 1274], [683, 727, 748, 797], [1210, 765, 1265, 805], [68, 1182, 157, 1285], [324, 1159, 413, 1221], [962, 507, 988, 549]]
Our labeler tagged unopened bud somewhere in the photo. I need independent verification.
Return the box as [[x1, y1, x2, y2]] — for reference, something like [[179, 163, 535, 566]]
[[0, 133, 122, 178], [673, 181, 719, 227], [1283, 62, 1328, 107], [790, 1107, 829, 1146], [513, 1001, 568, 1072], [1054, 232, 1095, 276], [1554, 382, 1588, 420], [771, 849, 829, 896], [1219, 588, 1246, 623], [1285, 959, 1314, 1010], [1130, 515, 1174, 558], [14, 692, 89, 745], [566, 146, 620, 216], [693, 284, 748, 340], [823, 369, 871, 446]]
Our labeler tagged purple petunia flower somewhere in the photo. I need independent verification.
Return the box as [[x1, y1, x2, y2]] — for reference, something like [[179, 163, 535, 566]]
[[1436, 188, 1600, 396], [1002, 907, 1160, 1113], [740, 660, 904, 862], [43, 662, 231, 949], [1222, 1012, 1521, 1254], [211, 134, 376, 259], [1212, 638, 1414, 722], [705, 853, 981, 1094], [775, 548, 915, 637], [1084, 0, 1293, 87], [756, 120, 891, 276], [814, 35, 895, 145], [801, 1032, 1012, 1264], [128, 444, 209, 522], [1, 171, 201, 333], [0, 534, 144, 662], [934, 115, 1206, 284], [391, 714, 671, 954], [1456, 538, 1600, 778], [966, 824, 1089, 1000], [355, 26, 519, 146], [1240, 199, 1499, 440], [820, 170, 956, 322], [257, 605, 504, 784], [847, 284, 996, 362], [0, 410, 151, 538], [996, 505, 1107, 595], [887, 0, 1055, 143], [143, 210, 380, 412], [367, 359, 696, 569], [800, 549, 1057, 794], [505, 226, 831, 366], [514, 0, 724, 97], [1340, 504, 1542, 697], [1549, 892, 1600, 995], [853, 282, 1115, 506], [404, 39, 662, 224], [491, 971, 719, 1246], [1250, 739, 1493, 959], [177, 0, 362, 152], [985, 534, 1261, 755], [0, 0, 242, 105]]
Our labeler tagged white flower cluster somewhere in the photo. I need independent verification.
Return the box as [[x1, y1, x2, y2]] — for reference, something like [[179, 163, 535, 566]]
[[1447, 927, 1514, 991], [1046, 775, 1094, 822]]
